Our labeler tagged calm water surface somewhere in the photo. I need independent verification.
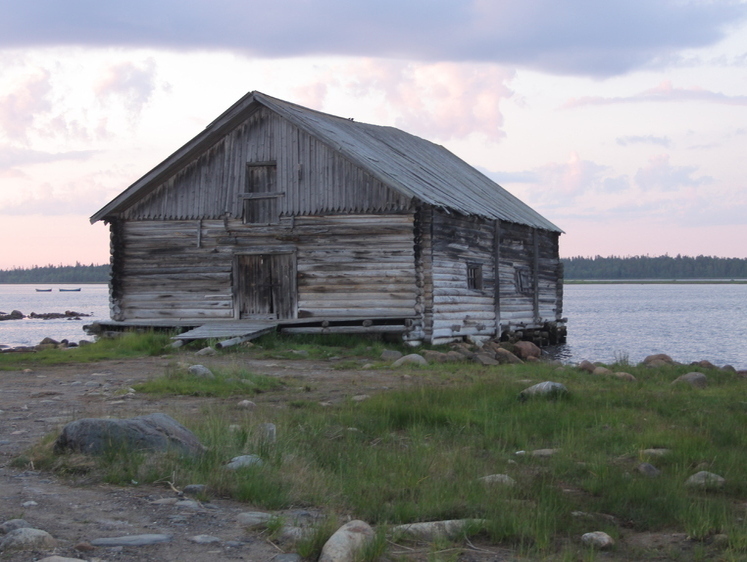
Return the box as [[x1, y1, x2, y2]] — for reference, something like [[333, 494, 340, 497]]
[[0, 284, 109, 347], [1, 283, 745, 369], [554, 283, 747, 369]]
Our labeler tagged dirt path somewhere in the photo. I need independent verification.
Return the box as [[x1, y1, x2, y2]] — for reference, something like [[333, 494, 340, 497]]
[[0, 354, 416, 561]]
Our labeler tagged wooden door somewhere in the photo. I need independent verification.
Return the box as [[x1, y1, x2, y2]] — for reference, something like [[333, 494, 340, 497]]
[[237, 253, 296, 319]]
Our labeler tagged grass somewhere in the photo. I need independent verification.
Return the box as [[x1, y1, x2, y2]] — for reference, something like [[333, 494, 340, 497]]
[[0, 330, 174, 370], [14, 333, 747, 559]]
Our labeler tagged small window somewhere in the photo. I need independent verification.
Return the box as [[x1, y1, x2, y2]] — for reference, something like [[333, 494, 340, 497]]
[[242, 162, 282, 224], [467, 263, 483, 290], [515, 266, 533, 296]]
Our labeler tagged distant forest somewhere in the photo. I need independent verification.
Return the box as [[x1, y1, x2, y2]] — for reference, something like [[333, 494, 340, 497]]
[[562, 255, 747, 280], [0, 263, 110, 283], [2, 255, 746, 283]]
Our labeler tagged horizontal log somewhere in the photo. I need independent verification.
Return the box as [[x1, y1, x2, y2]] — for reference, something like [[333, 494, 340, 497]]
[[281, 325, 407, 335], [297, 307, 415, 318]]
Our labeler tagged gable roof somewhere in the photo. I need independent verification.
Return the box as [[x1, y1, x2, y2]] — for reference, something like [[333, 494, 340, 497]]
[[91, 91, 561, 232]]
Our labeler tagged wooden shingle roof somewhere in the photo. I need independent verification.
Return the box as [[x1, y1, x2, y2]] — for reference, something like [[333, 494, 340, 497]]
[[91, 91, 561, 232]]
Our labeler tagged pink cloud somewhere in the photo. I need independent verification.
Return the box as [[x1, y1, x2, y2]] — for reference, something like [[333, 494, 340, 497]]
[[0, 70, 52, 141], [297, 60, 515, 141], [634, 154, 712, 191], [94, 58, 158, 114], [563, 80, 747, 109]]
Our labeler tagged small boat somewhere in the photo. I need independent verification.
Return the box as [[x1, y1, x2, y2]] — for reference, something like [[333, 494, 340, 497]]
[[35, 288, 52, 292], [59, 288, 82, 292]]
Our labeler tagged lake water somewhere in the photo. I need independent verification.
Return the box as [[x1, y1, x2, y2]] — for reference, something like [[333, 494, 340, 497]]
[[0, 284, 110, 348], [1, 283, 745, 369]]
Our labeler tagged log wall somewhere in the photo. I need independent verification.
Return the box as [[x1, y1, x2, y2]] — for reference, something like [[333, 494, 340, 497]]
[[112, 214, 417, 322]]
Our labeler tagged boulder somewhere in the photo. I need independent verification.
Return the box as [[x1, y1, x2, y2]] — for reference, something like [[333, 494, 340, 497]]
[[0, 528, 56, 551], [643, 353, 676, 366], [187, 364, 215, 378], [319, 520, 374, 562], [225, 454, 264, 470], [0, 519, 31, 534], [513, 341, 541, 360], [637, 462, 661, 478], [422, 350, 450, 363], [721, 365, 737, 373], [592, 366, 613, 376], [685, 471, 725, 489], [519, 381, 569, 400], [380, 350, 403, 362], [693, 360, 717, 370], [581, 531, 615, 549], [615, 372, 637, 382], [672, 372, 707, 389], [392, 354, 427, 367], [473, 353, 500, 366], [54, 413, 206, 457], [494, 348, 523, 364], [578, 360, 596, 373]]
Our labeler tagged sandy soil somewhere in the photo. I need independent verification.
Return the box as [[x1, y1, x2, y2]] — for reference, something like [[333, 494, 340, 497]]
[[0, 353, 704, 561]]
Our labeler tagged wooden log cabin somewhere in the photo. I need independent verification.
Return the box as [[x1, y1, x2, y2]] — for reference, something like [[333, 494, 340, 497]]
[[91, 91, 565, 345]]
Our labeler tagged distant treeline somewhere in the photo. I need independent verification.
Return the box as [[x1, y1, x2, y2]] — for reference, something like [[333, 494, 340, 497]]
[[0, 263, 110, 283], [562, 255, 747, 280]]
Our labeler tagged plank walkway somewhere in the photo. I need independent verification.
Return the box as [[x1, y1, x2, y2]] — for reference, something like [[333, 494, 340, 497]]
[[172, 320, 278, 341]]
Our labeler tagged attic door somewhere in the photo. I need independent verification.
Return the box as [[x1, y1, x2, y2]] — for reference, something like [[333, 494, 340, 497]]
[[237, 253, 296, 319], [242, 162, 281, 224]]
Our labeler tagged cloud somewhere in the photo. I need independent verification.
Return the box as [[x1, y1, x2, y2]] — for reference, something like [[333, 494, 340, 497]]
[[0, 146, 95, 170], [564, 80, 747, 109], [0, 1, 744, 77], [617, 135, 672, 147], [341, 60, 515, 141], [95, 59, 158, 114], [634, 154, 712, 192], [0, 71, 52, 141]]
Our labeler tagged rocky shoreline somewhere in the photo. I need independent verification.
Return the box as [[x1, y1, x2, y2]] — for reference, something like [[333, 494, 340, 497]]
[[0, 310, 92, 322]]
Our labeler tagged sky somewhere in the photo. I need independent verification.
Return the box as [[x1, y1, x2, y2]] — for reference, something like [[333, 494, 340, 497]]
[[1, 0, 747, 268]]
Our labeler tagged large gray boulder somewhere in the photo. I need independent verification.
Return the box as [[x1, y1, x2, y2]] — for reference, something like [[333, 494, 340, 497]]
[[672, 372, 707, 389], [318, 520, 374, 562], [0, 528, 56, 552], [519, 381, 569, 400], [54, 413, 206, 457]]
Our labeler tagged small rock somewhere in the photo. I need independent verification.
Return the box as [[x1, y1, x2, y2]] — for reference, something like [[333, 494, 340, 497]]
[[519, 381, 568, 400], [319, 520, 375, 562], [592, 366, 613, 376], [188, 365, 215, 378], [615, 372, 637, 381], [183, 484, 207, 496], [195, 347, 217, 356], [422, 350, 450, 363], [351, 394, 370, 402], [641, 448, 670, 457], [188, 535, 221, 544], [685, 471, 725, 489], [0, 519, 31, 534], [151, 498, 179, 505], [0, 528, 57, 551], [225, 454, 263, 470], [694, 360, 717, 370], [21, 501, 38, 507], [381, 350, 403, 361], [90, 534, 173, 546], [581, 531, 615, 549], [237, 511, 273, 528], [238, 400, 256, 409], [392, 354, 427, 367], [392, 519, 485, 541], [74, 541, 95, 551], [479, 474, 515, 486], [175, 500, 202, 509], [637, 462, 661, 478], [38, 557, 88, 562], [672, 372, 707, 389]]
